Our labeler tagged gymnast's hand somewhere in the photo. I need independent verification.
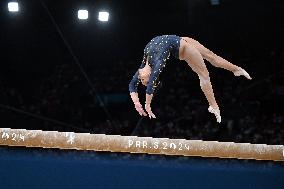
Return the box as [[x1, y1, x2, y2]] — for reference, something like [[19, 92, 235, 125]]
[[145, 103, 156, 119], [134, 102, 147, 116]]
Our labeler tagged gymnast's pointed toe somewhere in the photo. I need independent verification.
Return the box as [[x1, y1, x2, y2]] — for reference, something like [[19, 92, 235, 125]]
[[208, 106, 221, 123], [234, 67, 252, 80]]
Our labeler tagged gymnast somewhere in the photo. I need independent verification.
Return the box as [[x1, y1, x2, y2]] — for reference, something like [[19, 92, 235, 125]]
[[129, 35, 252, 123]]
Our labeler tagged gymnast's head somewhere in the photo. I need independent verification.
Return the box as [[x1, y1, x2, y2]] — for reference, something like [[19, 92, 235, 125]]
[[138, 61, 151, 86]]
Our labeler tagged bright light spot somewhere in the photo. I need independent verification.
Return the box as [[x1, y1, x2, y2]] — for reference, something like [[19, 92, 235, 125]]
[[8, 2, 19, 12], [98, 11, 109, 22], [210, 0, 220, 6], [78, 10, 88, 20]]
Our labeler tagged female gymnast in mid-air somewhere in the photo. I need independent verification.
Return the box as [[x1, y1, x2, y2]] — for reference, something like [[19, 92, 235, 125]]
[[129, 35, 252, 123]]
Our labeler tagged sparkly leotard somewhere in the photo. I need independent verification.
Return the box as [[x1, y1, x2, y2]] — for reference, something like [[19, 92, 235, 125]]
[[129, 35, 181, 95]]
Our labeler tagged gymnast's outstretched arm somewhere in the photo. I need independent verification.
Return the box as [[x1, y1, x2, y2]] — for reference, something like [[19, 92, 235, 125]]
[[129, 70, 147, 116], [129, 56, 149, 116], [144, 59, 166, 119]]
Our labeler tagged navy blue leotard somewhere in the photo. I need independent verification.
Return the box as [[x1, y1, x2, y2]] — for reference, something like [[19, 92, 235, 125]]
[[129, 35, 181, 95]]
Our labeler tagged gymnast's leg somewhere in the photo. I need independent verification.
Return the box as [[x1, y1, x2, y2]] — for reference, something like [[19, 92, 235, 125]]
[[179, 40, 221, 123], [182, 37, 252, 79]]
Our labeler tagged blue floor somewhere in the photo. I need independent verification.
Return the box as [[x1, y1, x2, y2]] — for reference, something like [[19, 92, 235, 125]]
[[0, 147, 284, 189]]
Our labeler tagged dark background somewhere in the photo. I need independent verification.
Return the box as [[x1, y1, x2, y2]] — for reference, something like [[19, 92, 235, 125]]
[[0, 0, 283, 144]]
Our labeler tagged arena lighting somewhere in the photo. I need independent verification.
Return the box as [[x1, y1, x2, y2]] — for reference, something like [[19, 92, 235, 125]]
[[78, 9, 88, 20], [210, 0, 220, 6], [8, 2, 19, 12], [98, 11, 109, 22]]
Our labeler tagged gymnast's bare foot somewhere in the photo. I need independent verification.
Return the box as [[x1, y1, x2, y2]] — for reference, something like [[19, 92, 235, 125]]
[[233, 67, 252, 80], [208, 106, 221, 123]]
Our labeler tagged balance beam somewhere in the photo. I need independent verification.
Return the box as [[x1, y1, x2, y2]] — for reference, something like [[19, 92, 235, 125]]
[[0, 128, 283, 161]]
